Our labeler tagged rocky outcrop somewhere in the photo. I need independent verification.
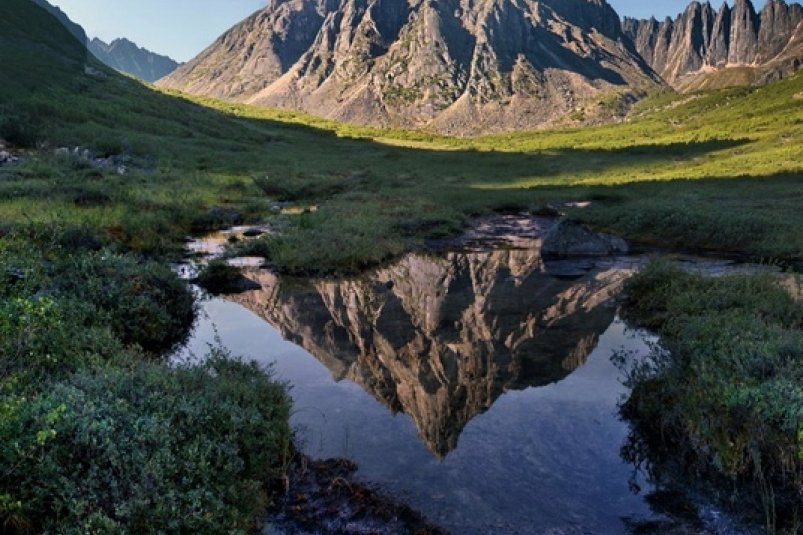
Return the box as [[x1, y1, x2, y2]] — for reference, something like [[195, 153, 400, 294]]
[[89, 38, 179, 82], [229, 243, 634, 456], [541, 220, 628, 258], [159, 0, 662, 134], [623, 0, 803, 90]]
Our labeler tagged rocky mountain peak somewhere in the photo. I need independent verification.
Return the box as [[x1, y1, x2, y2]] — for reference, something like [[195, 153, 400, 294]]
[[89, 36, 179, 82], [623, 0, 803, 90], [159, 0, 662, 133]]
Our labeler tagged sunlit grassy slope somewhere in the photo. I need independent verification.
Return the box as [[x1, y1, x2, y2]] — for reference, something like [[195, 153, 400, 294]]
[[1, 0, 801, 270], [193, 78, 802, 186]]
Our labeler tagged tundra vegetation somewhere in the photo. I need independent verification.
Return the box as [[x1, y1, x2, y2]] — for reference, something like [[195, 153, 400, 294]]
[[0, 0, 801, 531], [619, 264, 801, 532]]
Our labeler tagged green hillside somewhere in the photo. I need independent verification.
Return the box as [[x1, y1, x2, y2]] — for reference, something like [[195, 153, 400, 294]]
[[1, 4, 293, 533]]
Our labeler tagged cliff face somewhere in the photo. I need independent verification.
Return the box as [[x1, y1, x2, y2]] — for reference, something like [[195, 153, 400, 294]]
[[623, 0, 803, 90], [229, 245, 633, 456], [89, 38, 179, 82], [159, 0, 661, 134]]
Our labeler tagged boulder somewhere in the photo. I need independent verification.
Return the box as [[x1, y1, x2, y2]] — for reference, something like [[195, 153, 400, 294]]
[[541, 221, 629, 258], [242, 227, 265, 238], [0, 150, 19, 165]]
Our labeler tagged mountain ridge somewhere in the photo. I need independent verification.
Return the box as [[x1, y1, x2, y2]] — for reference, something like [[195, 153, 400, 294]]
[[29, 0, 179, 83], [89, 37, 180, 82], [159, 0, 663, 134], [159, 0, 803, 131], [622, 0, 803, 91]]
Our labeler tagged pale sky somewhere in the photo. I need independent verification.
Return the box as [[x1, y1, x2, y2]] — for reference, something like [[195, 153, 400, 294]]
[[48, 0, 770, 63]]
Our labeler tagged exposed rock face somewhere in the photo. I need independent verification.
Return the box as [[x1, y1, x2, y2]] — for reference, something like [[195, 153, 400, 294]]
[[89, 38, 179, 82], [622, 0, 803, 90], [159, 0, 330, 100], [159, 0, 661, 133], [229, 243, 634, 456]]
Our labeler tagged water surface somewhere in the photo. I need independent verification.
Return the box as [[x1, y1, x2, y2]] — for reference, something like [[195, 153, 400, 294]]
[[176, 235, 677, 533]]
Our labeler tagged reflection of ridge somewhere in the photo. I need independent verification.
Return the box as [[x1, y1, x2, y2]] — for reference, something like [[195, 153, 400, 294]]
[[230, 243, 633, 457]]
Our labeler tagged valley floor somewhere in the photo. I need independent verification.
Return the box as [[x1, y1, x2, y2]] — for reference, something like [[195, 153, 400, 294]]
[[0, 38, 801, 532]]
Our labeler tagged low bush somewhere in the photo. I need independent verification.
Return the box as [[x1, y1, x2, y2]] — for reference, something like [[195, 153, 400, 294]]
[[619, 263, 802, 531], [0, 351, 292, 534], [52, 252, 196, 353], [1, 235, 291, 534], [196, 259, 249, 294], [0, 238, 195, 357]]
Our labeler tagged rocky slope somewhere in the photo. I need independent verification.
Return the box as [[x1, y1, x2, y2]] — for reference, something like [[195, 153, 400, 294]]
[[159, 0, 661, 133], [89, 38, 179, 82], [623, 0, 803, 91], [229, 243, 633, 456]]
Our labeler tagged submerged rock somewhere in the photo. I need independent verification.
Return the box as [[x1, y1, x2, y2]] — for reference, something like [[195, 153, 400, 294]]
[[265, 456, 450, 535], [541, 220, 629, 258]]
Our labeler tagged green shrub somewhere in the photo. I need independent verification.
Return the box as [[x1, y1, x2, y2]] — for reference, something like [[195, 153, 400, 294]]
[[620, 263, 803, 530], [0, 106, 41, 148], [52, 252, 195, 353], [0, 246, 126, 383], [0, 352, 292, 534]]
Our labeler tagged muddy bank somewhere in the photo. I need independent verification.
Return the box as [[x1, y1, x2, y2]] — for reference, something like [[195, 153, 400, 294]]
[[264, 456, 449, 535]]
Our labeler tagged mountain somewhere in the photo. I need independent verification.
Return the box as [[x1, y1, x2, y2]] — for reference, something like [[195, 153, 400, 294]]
[[229, 243, 633, 456], [158, 0, 662, 134], [623, 0, 803, 91], [89, 37, 179, 82], [30, 0, 87, 45]]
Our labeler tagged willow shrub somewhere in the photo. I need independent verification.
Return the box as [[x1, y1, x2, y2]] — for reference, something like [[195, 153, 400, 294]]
[[620, 263, 802, 530], [0, 352, 292, 534]]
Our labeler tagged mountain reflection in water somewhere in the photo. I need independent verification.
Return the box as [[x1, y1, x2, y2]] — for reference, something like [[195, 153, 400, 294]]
[[228, 243, 635, 457]]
